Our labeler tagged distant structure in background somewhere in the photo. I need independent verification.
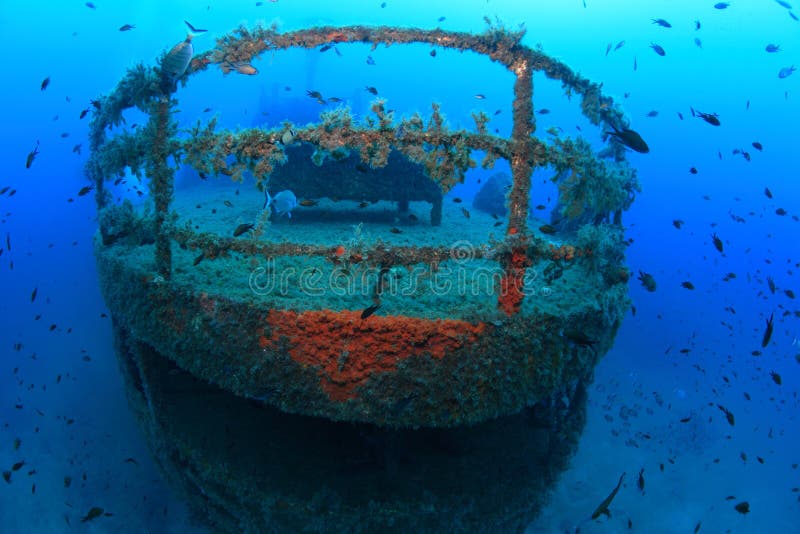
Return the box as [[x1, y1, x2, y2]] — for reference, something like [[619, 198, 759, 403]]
[[87, 20, 641, 533]]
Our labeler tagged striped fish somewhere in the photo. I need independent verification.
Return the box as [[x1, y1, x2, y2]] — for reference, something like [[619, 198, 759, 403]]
[[161, 34, 194, 88]]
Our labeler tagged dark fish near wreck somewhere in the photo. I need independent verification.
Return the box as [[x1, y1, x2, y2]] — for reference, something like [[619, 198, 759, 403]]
[[761, 312, 774, 347], [638, 271, 656, 291], [691, 107, 720, 126], [591, 473, 625, 519], [606, 124, 650, 153], [26, 140, 40, 169], [184, 20, 207, 33], [361, 303, 380, 319], [711, 233, 723, 253], [233, 223, 254, 237]]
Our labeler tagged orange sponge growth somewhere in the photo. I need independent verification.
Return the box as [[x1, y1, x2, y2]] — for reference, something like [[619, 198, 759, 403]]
[[498, 247, 530, 316], [261, 310, 485, 401]]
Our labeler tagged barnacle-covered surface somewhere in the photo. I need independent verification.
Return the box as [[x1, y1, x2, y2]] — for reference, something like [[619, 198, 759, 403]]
[[90, 21, 641, 533]]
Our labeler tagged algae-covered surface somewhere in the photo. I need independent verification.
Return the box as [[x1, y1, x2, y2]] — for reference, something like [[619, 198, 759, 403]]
[[104, 177, 614, 322]]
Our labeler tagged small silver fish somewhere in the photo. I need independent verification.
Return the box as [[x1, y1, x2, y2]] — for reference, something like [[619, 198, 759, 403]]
[[266, 190, 297, 218], [221, 61, 258, 75]]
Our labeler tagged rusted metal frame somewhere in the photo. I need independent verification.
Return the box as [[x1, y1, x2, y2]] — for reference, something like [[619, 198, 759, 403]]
[[148, 99, 175, 279]]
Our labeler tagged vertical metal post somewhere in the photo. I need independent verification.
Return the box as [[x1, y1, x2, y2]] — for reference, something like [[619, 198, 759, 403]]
[[498, 55, 534, 315], [148, 99, 175, 279]]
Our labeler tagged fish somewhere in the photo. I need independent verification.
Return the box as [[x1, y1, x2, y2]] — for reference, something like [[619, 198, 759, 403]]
[[776, 208, 787, 215], [474, 94, 486, 99], [645, 110, 659, 117], [77, 185, 93, 196], [40, 77, 50, 91], [307, 90, 323, 99], [776, 0, 793, 8], [767, 276, 776, 293], [614, 41, 625, 51], [695, 19, 702, 30], [734, 502, 749, 514], [266, 190, 297, 218], [361, 303, 380, 319], [119, 24, 135, 31], [672, 219, 684, 229], [752, 141, 763, 151], [770, 370, 782, 385], [79, 108, 89, 119], [221, 61, 258, 75], [694, 37, 703, 48], [711, 233, 723, 252], [193, 253, 205, 266], [652, 18, 672, 27], [233, 223, 254, 237], [681, 281, 695, 290], [72, 144, 82, 154], [714, 2, 730, 8], [689, 167, 698, 174], [766, 44, 782, 52], [25, 140, 40, 169], [366, 55, 376, 65], [650, 43, 666, 56], [591, 473, 625, 519], [605, 43, 612, 56], [80, 507, 105, 523], [717, 404, 735, 426], [161, 34, 195, 88], [539, 225, 556, 235], [761, 312, 774, 347], [690, 107, 720, 126], [279, 129, 297, 146], [389, 227, 402, 234], [606, 124, 649, 153], [437, 16, 446, 22], [184, 20, 207, 33], [778, 66, 796, 78], [365, 86, 378, 95], [638, 271, 656, 291], [430, 49, 437, 57], [637, 468, 645, 493], [536, 108, 551, 115], [85, 2, 96, 9], [461, 207, 470, 219]]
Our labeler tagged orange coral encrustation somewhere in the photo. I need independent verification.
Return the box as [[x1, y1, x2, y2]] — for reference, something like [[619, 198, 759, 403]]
[[498, 247, 529, 316], [260, 310, 485, 402]]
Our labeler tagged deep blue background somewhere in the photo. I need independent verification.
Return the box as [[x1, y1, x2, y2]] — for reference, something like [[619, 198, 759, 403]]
[[1, 1, 798, 532]]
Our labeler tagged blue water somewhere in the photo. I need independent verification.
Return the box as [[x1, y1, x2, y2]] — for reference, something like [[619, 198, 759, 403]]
[[1, 0, 799, 532]]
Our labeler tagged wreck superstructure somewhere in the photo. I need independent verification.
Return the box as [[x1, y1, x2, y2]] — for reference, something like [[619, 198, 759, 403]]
[[89, 22, 639, 533]]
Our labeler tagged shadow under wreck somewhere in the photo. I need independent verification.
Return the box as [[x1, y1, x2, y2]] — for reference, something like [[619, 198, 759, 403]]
[[88, 20, 642, 533]]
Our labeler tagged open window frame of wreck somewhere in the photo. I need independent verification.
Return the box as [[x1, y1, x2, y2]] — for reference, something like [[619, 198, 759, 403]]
[[87, 22, 640, 429]]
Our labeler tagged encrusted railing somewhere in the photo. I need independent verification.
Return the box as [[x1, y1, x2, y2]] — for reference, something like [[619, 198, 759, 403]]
[[87, 21, 640, 315]]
